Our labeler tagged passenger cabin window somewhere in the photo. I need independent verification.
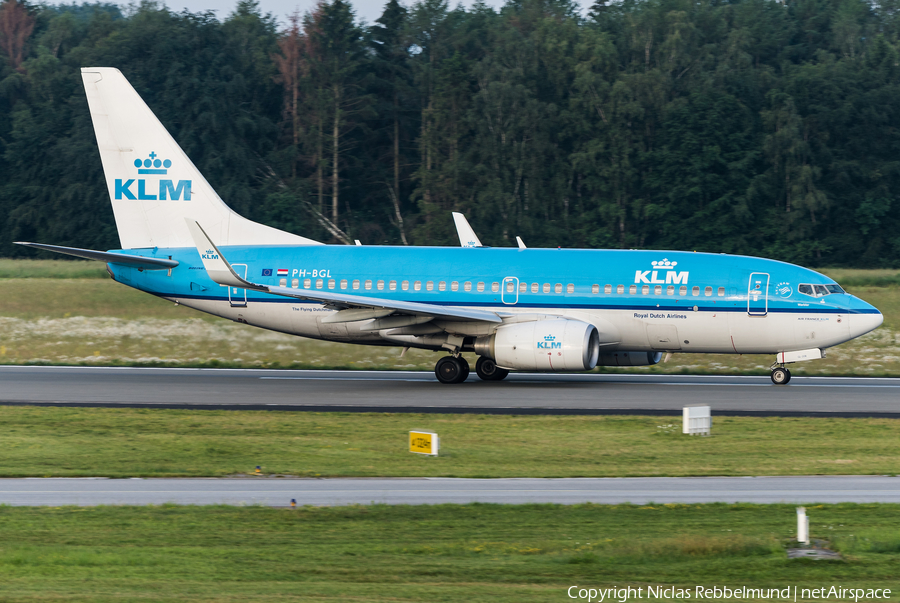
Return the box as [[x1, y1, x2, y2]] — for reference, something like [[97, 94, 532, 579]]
[[717, 287, 725, 297], [389, 280, 397, 291], [414, 281, 422, 291], [629, 285, 637, 294], [519, 282, 527, 293], [532, 283, 539, 293], [316, 279, 323, 289], [654, 285, 662, 295], [340, 279, 347, 290], [555, 284, 563, 293], [291, 279, 299, 288], [617, 285, 624, 294], [377, 280, 384, 290], [592, 284, 600, 294], [402, 280, 409, 291], [667, 285, 674, 295], [642, 285, 650, 295], [364, 280, 372, 290], [304, 278, 312, 289], [352, 279, 359, 290], [679, 286, 687, 296], [426, 281, 434, 291], [477, 282, 485, 292], [507, 282, 515, 293], [464, 281, 472, 292], [604, 285, 612, 294], [439, 281, 446, 291], [704, 286, 713, 297], [567, 284, 575, 294], [692, 286, 700, 296], [279, 278, 287, 287], [328, 279, 335, 289], [451, 281, 459, 292], [492, 282, 500, 293], [543, 283, 551, 293]]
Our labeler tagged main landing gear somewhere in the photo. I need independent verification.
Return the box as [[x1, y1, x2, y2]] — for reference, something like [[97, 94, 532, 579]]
[[475, 356, 509, 382], [434, 356, 510, 384], [435, 356, 470, 384], [770, 366, 792, 385]]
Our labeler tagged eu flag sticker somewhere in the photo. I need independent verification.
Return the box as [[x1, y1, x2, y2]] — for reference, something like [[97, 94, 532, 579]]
[[261, 268, 273, 277]]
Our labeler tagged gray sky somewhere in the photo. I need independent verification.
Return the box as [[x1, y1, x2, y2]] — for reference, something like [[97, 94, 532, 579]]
[[155, 0, 590, 27]]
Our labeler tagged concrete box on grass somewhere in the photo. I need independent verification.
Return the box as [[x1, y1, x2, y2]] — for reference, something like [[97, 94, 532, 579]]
[[683, 405, 711, 435], [409, 431, 439, 456]]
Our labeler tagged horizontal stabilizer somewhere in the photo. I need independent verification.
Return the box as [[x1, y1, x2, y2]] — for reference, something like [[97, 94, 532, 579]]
[[14, 242, 178, 270]]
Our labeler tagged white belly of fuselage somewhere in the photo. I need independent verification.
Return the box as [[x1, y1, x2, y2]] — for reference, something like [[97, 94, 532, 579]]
[[168, 297, 852, 355]]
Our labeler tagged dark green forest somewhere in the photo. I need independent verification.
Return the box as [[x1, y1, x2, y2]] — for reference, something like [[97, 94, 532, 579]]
[[1, 0, 899, 266]]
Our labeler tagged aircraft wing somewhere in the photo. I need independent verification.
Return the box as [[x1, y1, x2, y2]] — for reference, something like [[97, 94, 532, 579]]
[[186, 220, 502, 324]]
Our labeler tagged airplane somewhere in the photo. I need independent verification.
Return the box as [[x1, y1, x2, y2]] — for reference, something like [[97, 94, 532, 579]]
[[16, 68, 883, 385]]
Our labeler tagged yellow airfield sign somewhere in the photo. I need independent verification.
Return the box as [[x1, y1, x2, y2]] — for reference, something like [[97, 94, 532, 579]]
[[409, 431, 439, 456]]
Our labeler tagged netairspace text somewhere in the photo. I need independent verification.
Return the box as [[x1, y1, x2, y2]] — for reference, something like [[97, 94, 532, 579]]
[[567, 586, 892, 602]]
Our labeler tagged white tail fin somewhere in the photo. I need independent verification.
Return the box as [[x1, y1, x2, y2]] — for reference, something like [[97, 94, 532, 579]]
[[81, 68, 321, 249]]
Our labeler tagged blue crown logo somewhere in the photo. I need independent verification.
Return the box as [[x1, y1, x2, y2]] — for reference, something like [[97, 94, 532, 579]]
[[134, 152, 172, 175], [544, 335, 556, 341]]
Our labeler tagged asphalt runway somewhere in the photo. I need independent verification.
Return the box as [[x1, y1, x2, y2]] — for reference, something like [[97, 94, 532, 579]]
[[1, 476, 898, 506], [1, 366, 899, 416]]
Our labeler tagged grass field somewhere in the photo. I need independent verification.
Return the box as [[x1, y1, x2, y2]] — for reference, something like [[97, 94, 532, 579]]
[[0, 262, 898, 374], [0, 503, 897, 602], [2, 406, 899, 478]]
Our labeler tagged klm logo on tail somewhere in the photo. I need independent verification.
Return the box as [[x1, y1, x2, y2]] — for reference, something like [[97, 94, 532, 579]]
[[114, 152, 192, 201]]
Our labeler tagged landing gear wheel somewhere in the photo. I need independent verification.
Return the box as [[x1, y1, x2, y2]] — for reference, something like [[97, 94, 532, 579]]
[[436, 356, 468, 384], [458, 356, 470, 381], [771, 367, 791, 385], [476, 356, 510, 381]]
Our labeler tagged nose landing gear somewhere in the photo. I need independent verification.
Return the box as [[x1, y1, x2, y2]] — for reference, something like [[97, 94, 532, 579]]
[[770, 366, 792, 385], [435, 355, 470, 384]]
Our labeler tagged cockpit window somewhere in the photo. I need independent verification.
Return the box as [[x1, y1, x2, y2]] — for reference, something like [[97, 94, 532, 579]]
[[799, 283, 845, 297]]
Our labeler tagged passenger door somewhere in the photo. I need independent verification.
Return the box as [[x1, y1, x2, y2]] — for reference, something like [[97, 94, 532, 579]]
[[228, 264, 248, 307], [747, 272, 769, 316]]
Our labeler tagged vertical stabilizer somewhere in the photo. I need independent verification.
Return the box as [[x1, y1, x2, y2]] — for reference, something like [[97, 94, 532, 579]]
[[81, 68, 321, 249]]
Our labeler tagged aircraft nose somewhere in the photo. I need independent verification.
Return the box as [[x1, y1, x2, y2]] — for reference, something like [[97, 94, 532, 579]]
[[849, 308, 883, 339]]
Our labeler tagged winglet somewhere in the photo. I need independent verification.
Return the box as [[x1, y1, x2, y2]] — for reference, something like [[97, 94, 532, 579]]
[[185, 219, 263, 291], [516, 236, 527, 250], [452, 212, 483, 248]]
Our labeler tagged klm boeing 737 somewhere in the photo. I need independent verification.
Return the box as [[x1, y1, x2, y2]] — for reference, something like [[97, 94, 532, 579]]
[[17, 68, 883, 385]]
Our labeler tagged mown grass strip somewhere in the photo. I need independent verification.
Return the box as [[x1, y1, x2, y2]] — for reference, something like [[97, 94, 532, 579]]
[[1, 407, 899, 478], [0, 504, 897, 602]]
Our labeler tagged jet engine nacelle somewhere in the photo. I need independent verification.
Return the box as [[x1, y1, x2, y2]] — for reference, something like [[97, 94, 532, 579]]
[[477, 319, 600, 371], [597, 351, 662, 366]]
